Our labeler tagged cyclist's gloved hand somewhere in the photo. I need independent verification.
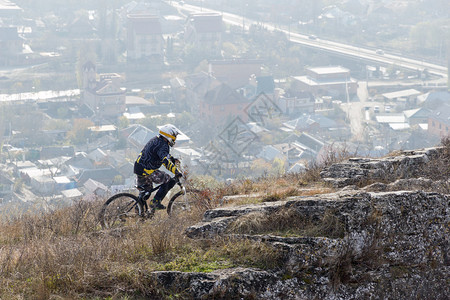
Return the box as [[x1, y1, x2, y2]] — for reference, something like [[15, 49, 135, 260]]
[[170, 156, 180, 165], [175, 169, 183, 179]]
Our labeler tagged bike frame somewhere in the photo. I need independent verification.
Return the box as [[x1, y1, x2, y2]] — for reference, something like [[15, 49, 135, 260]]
[[136, 178, 183, 212]]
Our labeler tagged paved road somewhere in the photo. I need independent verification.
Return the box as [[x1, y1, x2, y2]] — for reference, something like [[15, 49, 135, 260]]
[[340, 81, 391, 143], [341, 83, 367, 142], [172, 2, 448, 78]]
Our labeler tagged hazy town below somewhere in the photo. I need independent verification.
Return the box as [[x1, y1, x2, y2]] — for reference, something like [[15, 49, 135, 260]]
[[0, 0, 449, 208]]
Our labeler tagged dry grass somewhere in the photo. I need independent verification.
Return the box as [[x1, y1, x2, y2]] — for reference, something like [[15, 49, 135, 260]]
[[4, 136, 445, 298], [221, 174, 334, 207], [0, 184, 286, 298], [422, 136, 450, 181], [227, 207, 345, 239], [302, 143, 356, 183], [219, 143, 353, 202], [0, 198, 200, 298]]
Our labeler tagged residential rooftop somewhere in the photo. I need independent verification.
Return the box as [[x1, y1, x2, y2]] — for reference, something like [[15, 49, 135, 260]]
[[307, 66, 350, 75]]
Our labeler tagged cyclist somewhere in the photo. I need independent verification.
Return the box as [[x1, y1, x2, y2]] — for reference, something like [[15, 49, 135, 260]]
[[134, 124, 183, 210]]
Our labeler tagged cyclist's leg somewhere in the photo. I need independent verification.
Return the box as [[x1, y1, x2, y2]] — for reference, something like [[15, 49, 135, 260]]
[[136, 175, 153, 191], [149, 171, 175, 209]]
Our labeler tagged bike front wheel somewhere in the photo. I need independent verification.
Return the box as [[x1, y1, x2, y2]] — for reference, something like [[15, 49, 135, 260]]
[[99, 193, 143, 229], [167, 189, 206, 216]]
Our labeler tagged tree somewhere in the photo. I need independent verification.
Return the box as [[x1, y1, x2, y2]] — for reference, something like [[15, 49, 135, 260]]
[[410, 20, 450, 55], [250, 158, 272, 175], [222, 42, 239, 58], [174, 111, 196, 128], [67, 119, 94, 145], [112, 175, 124, 185], [272, 157, 287, 175], [194, 60, 209, 73], [117, 116, 129, 129], [44, 119, 70, 131]]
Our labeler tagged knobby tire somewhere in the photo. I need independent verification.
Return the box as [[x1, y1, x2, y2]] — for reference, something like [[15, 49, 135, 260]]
[[99, 192, 143, 229], [167, 189, 207, 215]]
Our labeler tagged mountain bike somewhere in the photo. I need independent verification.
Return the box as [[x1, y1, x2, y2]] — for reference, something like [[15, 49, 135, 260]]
[[98, 178, 203, 229]]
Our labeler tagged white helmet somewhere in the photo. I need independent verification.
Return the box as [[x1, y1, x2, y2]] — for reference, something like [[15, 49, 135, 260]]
[[159, 124, 180, 147]]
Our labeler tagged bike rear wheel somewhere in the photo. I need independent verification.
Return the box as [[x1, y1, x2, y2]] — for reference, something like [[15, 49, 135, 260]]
[[99, 193, 143, 229]]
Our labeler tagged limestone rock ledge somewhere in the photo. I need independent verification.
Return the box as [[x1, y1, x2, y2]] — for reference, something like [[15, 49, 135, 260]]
[[171, 190, 449, 299], [151, 147, 449, 299], [320, 147, 442, 188]]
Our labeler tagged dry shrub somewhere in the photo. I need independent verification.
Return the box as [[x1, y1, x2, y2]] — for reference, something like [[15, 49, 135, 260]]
[[328, 242, 355, 288], [327, 209, 384, 289], [261, 187, 299, 202], [182, 176, 231, 212], [189, 188, 223, 212], [228, 207, 345, 238], [304, 210, 345, 238], [0, 234, 121, 297], [217, 238, 284, 270], [15, 199, 104, 241], [147, 214, 189, 257], [422, 136, 450, 181], [225, 178, 256, 195], [227, 211, 267, 235], [0, 193, 202, 298], [227, 173, 332, 201], [328, 233, 384, 290], [0, 217, 192, 298], [302, 143, 356, 183]]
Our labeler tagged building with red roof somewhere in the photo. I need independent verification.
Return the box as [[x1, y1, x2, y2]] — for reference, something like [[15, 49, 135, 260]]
[[127, 14, 164, 68], [185, 12, 223, 57]]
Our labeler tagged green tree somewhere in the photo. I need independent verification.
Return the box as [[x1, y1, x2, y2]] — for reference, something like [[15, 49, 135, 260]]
[[173, 111, 196, 128], [57, 107, 70, 119], [250, 158, 272, 175], [67, 119, 94, 145], [117, 116, 129, 129], [44, 119, 71, 131], [222, 42, 239, 58], [410, 20, 450, 55], [271, 157, 286, 175], [112, 175, 123, 185]]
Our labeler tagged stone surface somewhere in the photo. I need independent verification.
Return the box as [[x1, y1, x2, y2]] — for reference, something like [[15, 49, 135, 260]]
[[147, 147, 449, 299], [177, 190, 449, 299], [320, 147, 442, 188], [363, 177, 449, 193]]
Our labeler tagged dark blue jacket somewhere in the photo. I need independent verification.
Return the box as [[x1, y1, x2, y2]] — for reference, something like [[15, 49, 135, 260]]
[[134, 135, 179, 176], [136, 135, 169, 169]]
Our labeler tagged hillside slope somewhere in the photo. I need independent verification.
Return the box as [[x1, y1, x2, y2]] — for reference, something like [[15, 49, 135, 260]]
[[0, 143, 448, 299]]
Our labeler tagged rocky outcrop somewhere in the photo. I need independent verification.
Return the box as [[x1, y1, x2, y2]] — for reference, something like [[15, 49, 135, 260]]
[[320, 147, 442, 188], [147, 147, 449, 299], [363, 177, 449, 193], [170, 190, 449, 299], [185, 200, 288, 238], [151, 268, 278, 299]]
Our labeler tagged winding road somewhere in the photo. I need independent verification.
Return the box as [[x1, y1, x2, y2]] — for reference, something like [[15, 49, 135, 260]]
[[172, 2, 448, 79]]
